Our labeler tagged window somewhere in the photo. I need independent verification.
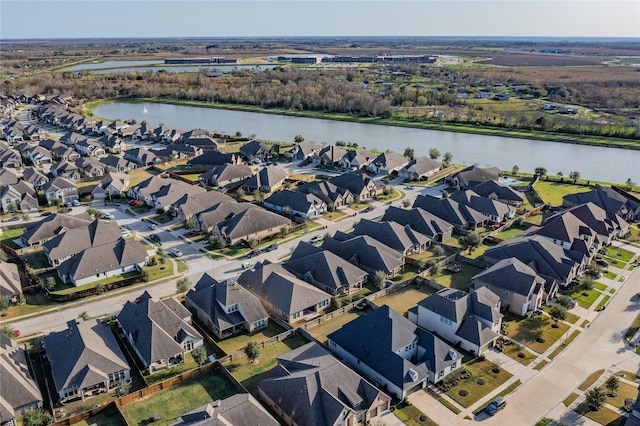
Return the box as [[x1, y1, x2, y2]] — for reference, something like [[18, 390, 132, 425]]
[[184, 341, 194, 351], [227, 304, 238, 313], [440, 315, 453, 326]]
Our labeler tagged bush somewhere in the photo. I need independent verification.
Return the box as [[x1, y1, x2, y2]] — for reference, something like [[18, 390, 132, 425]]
[[245, 341, 261, 363], [458, 390, 469, 397], [476, 379, 485, 385]]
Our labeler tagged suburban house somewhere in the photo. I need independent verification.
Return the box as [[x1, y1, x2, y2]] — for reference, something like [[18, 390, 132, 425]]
[[182, 135, 220, 150], [382, 206, 454, 242], [285, 242, 369, 296], [398, 156, 442, 181], [75, 139, 105, 157], [0, 167, 19, 186], [173, 394, 279, 426], [170, 190, 235, 221], [50, 160, 82, 180], [409, 288, 503, 356], [21, 212, 92, 246], [470, 258, 557, 316], [132, 123, 155, 140], [154, 144, 203, 160], [22, 167, 49, 189], [241, 165, 288, 193], [367, 151, 409, 175], [123, 148, 159, 166], [185, 273, 269, 339], [52, 145, 81, 162], [314, 145, 348, 166], [75, 157, 106, 178], [154, 125, 182, 143], [322, 233, 405, 278], [27, 146, 53, 165], [91, 172, 131, 200], [296, 180, 354, 209], [0, 261, 22, 302], [468, 180, 524, 206], [42, 319, 130, 403], [199, 164, 253, 187], [259, 342, 391, 426], [563, 185, 640, 222], [484, 235, 587, 287], [117, 292, 204, 374], [238, 262, 332, 324], [0, 147, 22, 168], [57, 238, 148, 286], [445, 165, 501, 188], [328, 306, 462, 400], [127, 175, 206, 211], [451, 189, 516, 223], [0, 334, 43, 424], [264, 190, 327, 219], [413, 195, 487, 232], [194, 201, 254, 233], [285, 141, 321, 160], [98, 134, 126, 153], [353, 219, 431, 255], [43, 177, 79, 205], [0, 181, 38, 213], [188, 151, 240, 168], [43, 219, 121, 266], [239, 140, 277, 160], [99, 156, 138, 173], [329, 173, 381, 201], [338, 147, 375, 170], [60, 132, 88, 147], [214, 207, 292, 245]]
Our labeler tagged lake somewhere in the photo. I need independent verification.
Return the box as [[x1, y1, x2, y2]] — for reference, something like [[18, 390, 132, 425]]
[[94, 102, 640, 184]]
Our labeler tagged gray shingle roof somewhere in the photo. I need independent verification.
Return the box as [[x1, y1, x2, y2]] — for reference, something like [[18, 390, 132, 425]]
[[329, 173, 380, 198], [173, 393, 279, 426], [382, 206, 453, 240], [0, 261, 21, 296], [218, 208, 291, 242], [451, 189, 514, 218], [402, 156, 441, 176], [321, 235, 404, 275], [200, 164, 252, 185], [413, 195, 486, 228], [264, 190, 325, 214], [43, 219, 121, 263], [447, 165, 501, 187], [188, 151, 237, 168], [171, 190, 235, 219], [241, 165, 288, 192], [471, 257, 547, 296], [353, 219, 431, 253], [469, 180, 524, 203], [0, 335, 42, 424], [22, 212, 92, 245]]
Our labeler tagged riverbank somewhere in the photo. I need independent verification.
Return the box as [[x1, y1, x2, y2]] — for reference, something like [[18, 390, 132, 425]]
[[82, 97, 640, 151]]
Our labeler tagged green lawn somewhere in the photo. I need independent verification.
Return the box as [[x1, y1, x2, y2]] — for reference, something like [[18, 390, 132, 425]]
[[603, 246, 636, 263], [215, 322, 287, 354], [432, 263, 484, 290], [534, 360, 548, 371], [575, 403, 625, 426], [560, 287, 602, 309], [502, 313, 570, 353], [563, 393, 580, 407], [594, 282, 608, 291], [533, 181, 593, 207], [145, 260, 175, 282], [72, 406, 126, 426], [224, 335, 309, 397], [373, 284, 436, 316], [492, 224, 529, 241], [607, 381, 639, 409], [393, 401, 438, 426], [21, 250, 50, 270], [543, 305, 580, 324], [578, 369, 605, 391], [121, 370, 236, 426], [595, 295, 610, 311], [145, 352, 198, 386], [307, 310, 367, 344], [548, 330, 580, 359], [0, 227, 25, 249], [322, 210, 348, 221], [624, 313, 640, 341], [446, 359, 513, 408], [602, 270, 617, 280], [501, 343, 536, 366], [175, 259, 189, 273]]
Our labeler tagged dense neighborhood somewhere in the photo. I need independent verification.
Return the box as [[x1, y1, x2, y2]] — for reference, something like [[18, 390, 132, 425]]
[[0, 92, 639, 426]]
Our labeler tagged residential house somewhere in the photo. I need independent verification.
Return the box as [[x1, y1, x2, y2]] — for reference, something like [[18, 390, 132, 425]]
[[563, 185, 640, 222], [238, 262, 331, 324], [264, 190, 327, 219], [468, 180, 524, 206], [180, 128, 210, 141], [239, 140, 276, 161], [99, 156, 137, 173], [322, 234, 405, 277], [153, 125, 182, 143], [314, 145, 348, 166], [445, 165, 501, 188], [43, 177, 79, 205], [470, 258, 556, 316], [296, 180, 354, 209], [352, 219, 431, 255], [214, 207, 292, 245], [124, 148, 159, 166], [0, 261, 22, 301], [451, 189, 516, 223], [98, 134, 126, 153], [50, 160, 82, 180], [337, 147, 375, 170], [188, 151, 240, 168], [285, 141, 321, 160], [91, 172, 131, 200], [199, 164, 253, 187], [0, 181, 38, 213], [0, 167, 19, 186], [2, 121, 23, 143], [75, 139, 105, 157], [57, 238, 148, 286], [328, 306, 462, 400], [21, 212, 92, 246], [258, 342, 391, 426], [185, 273, 269, 339], [117, 291, 204, 374], [127, 175, 206, 211], [52, 145, 81, 162], [182, 135, 220, 151], [0, 334, 43, 424], [195, 201, 254, 233], [409, 287, 502, 356], [106, 120, 129, 135], [0, 147, 22, 168], [43, 219, 121, 266], [90, 120, 109, 135], [43, 319, 130, 403], [367, 151, 410, 175], [398, 156, 442, 181], [27, 146, 53, 166], [132, 123, 155, 140], [75, 157, 105, 178], [241, 165, 288, 193], [154, 144, 202, 161], [484, 235, 587, 287], [60, 132, 88, 147], [173, 394, 279, 426], [329, 173, 381, 201], [118, 124, 140, 139], [22, 167, 49, 189], [285, 242, 368, 296], [413, 195, 487, 232], [170, 190, 235, 221], [381, 206, 454, 242]]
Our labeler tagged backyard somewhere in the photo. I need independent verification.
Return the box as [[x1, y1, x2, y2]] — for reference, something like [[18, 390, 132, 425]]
[[533, 181, 593, 207], [306, 309, 368, 344], [432, 263, 484, 291], [215, 322, 287, 354], [0, 226, 25, 249], [373, 284, 436, 316]]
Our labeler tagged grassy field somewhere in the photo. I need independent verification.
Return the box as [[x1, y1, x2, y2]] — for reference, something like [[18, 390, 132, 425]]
[[533, 181, 593, 207], [0, 226, 25, 249], [502, 313, 570, 353], [603, 246, 636, 264], [607, 381, 639, 409], [432, 263, 484, 290], [501, 343, 536, 366], [446, 359, 513, 408], [306, 310, 367, 344], [145, 260, 175, 282], [73, 406, 126, 426], [560, 287, 602, 309], [144, 352, 198, 386], [492, 224, 530, 241], [215, 322, 286, 354], [373, 284, 436, 316], [121, 370, 236, 426], [548, 330, 580, 359], [575, 403, 625, 426]]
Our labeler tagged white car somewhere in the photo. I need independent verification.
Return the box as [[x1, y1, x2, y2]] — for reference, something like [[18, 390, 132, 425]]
[[72, 199, 80, 206], [103, 213, 115, 220], [120, 228, 131, 237], [149, 223, 158, 230], [171, 248, 183, 257]]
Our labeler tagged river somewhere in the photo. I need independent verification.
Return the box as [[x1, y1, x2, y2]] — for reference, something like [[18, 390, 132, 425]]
[[93, 102, 640, 184]]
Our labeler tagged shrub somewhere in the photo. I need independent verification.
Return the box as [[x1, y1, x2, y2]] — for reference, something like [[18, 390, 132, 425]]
[[458, 390, 469, 397], [245, 341, 261, 363]]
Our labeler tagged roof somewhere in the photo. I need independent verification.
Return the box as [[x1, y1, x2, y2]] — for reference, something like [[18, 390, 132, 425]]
[[117, 292, 202, 366], [0, 168, 19, 186], [328, 306, 459, 391], [200, 164, 252, 184], [173, 393, 279, 426], [218, 207, 291, 241], [0, 336, 42, 423], [132, 176, 206, 207], [42, 320, 129, 394], [239, 140, 274, 158], [451, 189, 515, 218], [22, 212, 92, 245], [371, 151, 409, 170], [0, 261, 21, 296], [43, 219, 121, 262], [321, 234, 404, 274], [242, 165, 288, 191], [413, 195, 486, 227], [188, 151, 237, 167], [43, 176, 77, 193], [353, 219, 431, 253], [196, 202, 254, 231], [329, 173, 380, 196], [469, 180, 524, 203], [98, 172, 131, 192], [402, 156, 441, 176], [471, 257, 546, 296], [318, 145, 348, 163], [264, 190, 325, 214], [564, 185, 640, 215], [171, 190, 235, 219], [448, 165, 501, 187], [381, 206, 453, 240], [186, 274, 268, 332], [258, 342, 390, 426], [296, 180, 353, 205]]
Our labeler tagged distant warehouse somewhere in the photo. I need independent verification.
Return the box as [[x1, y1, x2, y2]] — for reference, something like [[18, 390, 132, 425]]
[[164, 57, 237, 64]]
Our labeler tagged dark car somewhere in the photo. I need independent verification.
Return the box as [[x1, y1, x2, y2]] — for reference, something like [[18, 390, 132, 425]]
[[41, 211, 52, 217], [149, 234, 161, 245], [265, 243, 278, 252], [485, 397, 506, 416], [247, 249, 261, 258]]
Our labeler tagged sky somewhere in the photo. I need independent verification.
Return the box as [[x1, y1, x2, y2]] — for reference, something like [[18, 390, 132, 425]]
[[1, 0, 639, 40]]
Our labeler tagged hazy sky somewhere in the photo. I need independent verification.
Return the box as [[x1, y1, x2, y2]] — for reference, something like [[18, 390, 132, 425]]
[[1, 0, 639, 40]]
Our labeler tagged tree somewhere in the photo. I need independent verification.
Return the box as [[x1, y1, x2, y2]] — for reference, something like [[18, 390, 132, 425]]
[[580, 277, 595, 292], [95, 283, 106, 295], [184, 217, 196, 230], [156, 247, 165, 258], [383, 176, 391, 185], [208, 234, 227, 249], [404, 147, 415, 160], [402, 199, 411, 208], [22, 409, 53, 426], [548, 305, 567, 326], [556, 171, 563, 181], [245, 341, 261, 364], [625, 178, 635, 190], [176, 277, 191, 293], [0, 297, 9, 316], [605, 375, 619, 397], [44, 276, 56, 291], [585, 386, 607, 411], [247, 238, 258, 248], [78, 311, 89, 321], [294, 134, 304, 143], [428, 148, 441, 160], [432, 245, 445, 258], [373, 270, 387, 290], [442, 152, 453, 167], [7, 203, 18, 214], [569, 171, 580, 183], [117, 380, 131, 397], [534, 167, 547, 177], [555, 294, 575, 309], [417, 260, 427, 272], [511, 165, 520, 175], [236, 187, 246, 198], [426, 259, 439, 276], [0, 324, 14, 337], [192, 345, 208, 366], [459, 232, 481, 254]]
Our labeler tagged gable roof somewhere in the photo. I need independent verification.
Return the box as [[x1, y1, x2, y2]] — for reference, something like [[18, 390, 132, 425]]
[[451, 189, 514, 218], [239, 140, 274, 158], [97, 172, 131, 192], [371, 151, 409, 170], [469, 180, 524, 203], [171, 190, 235, 219], [448, 165, 501, 187], [217, 207, 291, 241], [471, 257, 546, 296], [22, 212, 92, 245], [402, 156, 441, 176], [296, 181, 353, 206], [43, 219, 121, 262], [242, 165, 288, 191], [321, 234, 404, 274], [329, 173, 380, 197], [132, 176, 206, 207], [0, 261, 21, 296], [188, 151, 237, 168], [353, 219, 431, 253], [0, 336, 42, 424], [43, 176, 77, 193], [413, 195, 486, 227], [265, 190, 325, 213], [42, 320, 129, 394], [381, 206, 453, 240], [200, 164, 253, 184], [174, 393, 279, 426]]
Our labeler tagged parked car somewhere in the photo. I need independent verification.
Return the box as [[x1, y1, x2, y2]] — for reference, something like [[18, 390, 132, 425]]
[[265, 243, 278, 252], [103, 213, 115, 220], [405, 185, 414, 189], [485, 397, 506, 416], [595, 259, 609, 267], [120, 227, 131, 238], [171, 248, 183, 257], [361, 206, 375, 213], [72, 199, 80, 206], [242, 262, 254, 270], [149, 223, 158, 230], [247, 249, 261, 258], [41, 211, 52, 217], [149, 234, 161, 244], [309, 235, 324, 243]]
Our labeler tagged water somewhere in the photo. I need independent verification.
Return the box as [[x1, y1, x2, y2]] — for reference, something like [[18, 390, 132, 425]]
[[94, 102, 640, 184], [61, 60, 163, 71], [61, 61, 276, 74]]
